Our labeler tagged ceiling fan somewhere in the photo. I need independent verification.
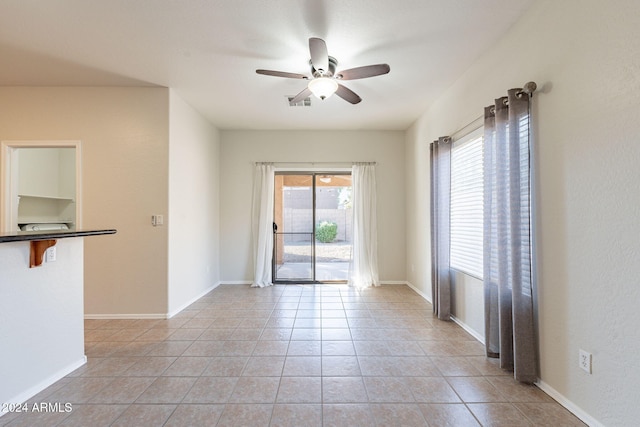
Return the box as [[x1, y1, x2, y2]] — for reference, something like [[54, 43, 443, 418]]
[[256, 37, 390, 105]]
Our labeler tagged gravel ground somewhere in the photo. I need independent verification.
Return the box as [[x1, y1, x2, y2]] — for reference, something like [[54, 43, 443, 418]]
[[282, 242, 352, 262]]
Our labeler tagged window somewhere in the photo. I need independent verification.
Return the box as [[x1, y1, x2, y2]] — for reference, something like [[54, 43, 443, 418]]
[[450, 128, 483, 278]]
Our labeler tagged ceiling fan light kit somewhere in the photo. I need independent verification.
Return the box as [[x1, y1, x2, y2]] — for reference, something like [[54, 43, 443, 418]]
[[308, 77, 338, 100], [256, 37, 390, 105]]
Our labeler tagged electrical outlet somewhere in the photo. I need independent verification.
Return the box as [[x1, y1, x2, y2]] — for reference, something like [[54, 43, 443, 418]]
[[579, 349, 592, 374], [45, 246, 57, 263]]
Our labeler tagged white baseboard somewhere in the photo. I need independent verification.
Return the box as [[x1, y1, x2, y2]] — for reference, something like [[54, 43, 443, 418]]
[[379, 280, 409, 285], [535, 380, 603, 427], [224, 281, 409, 286], [450, 314, 485, 344], [409, 281, 599, 426], [85, 283, 223, 320], [166, 281, 221, 319], [406, 281, 484, 345], [84, 313, 167, 320], [405, 280, 433, 304], [405, 280, 484, 343], [405, 281, 600, 427], [0, 356, 86, 415], [406, 282, 486, 345], [83, 277, 601, 427]]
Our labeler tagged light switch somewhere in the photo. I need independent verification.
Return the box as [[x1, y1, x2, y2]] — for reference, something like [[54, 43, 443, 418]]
[[152, 215, 164, 226]]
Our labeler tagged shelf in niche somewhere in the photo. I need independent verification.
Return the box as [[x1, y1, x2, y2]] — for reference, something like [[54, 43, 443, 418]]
[[18, 219, 75, 225], [18, 194, 75, 202]]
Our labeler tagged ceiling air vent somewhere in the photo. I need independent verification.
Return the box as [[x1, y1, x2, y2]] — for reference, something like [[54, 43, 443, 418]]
[[287, 96, 312, 107]]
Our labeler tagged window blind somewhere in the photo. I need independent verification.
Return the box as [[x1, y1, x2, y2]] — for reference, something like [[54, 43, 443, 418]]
[[450, 131, 484, 278]]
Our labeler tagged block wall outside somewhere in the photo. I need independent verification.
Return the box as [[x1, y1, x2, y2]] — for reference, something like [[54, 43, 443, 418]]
[[283, 208, 352, 242]]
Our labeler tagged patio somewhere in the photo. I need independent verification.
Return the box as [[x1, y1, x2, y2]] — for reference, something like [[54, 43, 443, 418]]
[[275, 242, 351, 282]]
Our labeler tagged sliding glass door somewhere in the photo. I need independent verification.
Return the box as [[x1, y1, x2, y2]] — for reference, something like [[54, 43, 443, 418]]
[[273, 173, 352, 283], [273, 174, 314, 281]]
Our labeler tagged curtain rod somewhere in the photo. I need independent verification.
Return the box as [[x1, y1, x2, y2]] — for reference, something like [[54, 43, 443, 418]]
[[431, 81, 537, 144], [448, 115, 483, 141], [255, 161, 376, 166]]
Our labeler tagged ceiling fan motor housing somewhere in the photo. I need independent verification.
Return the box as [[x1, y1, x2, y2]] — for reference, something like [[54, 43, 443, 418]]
[[310, 56, 338, 78]]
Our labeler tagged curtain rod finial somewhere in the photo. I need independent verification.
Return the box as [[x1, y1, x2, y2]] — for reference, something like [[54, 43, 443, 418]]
[[522, 81, 537, 94]]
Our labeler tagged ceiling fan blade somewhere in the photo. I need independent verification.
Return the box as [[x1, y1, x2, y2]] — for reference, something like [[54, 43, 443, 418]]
[[256, 69, 308, 79], [337, 64, 390, 80], [309, 37, 329, 74], [289, 87, 312, 105], [335, 83, 362, 104]]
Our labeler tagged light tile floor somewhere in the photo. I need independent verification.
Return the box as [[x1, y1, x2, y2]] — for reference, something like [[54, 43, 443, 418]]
[[1, 284, 585, 426]]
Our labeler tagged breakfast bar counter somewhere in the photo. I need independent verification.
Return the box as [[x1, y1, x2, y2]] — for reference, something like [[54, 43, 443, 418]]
[[0, 228, 116, 412], [0, 229, 116, 243]]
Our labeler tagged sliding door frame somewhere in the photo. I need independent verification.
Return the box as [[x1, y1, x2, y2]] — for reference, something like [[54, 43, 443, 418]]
[[272, 170, 352, 284]]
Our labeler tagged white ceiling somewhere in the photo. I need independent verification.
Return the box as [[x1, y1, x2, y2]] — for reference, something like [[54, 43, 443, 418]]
[[0, 0, 534, 130]]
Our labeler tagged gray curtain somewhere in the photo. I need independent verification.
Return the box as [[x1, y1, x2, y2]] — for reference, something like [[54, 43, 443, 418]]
[[430, 136, 451, 320], [483, 89, 537, 383]]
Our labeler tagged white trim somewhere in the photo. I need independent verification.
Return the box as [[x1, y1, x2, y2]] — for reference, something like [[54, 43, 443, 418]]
[[405, 281, 598, 427], [166, 281, 221, 318], [10, 279, 600, 427], [0, 140, 82, 233], [535, 380, 603, 427], [406, 281, 433, 304], [379, 280, 409, 285], [84, 313, 167, 320], [405, 282, 489, 345], [224, 281, 411, 286], [0, 356, 86, 414], [84, 283, 224, 320], [450, 314, 485, 344]]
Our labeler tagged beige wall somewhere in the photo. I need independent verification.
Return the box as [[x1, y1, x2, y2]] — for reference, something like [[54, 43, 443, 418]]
[[17, 148, 75, 199], [219, 130, 406, 283], [405, 0, 640, 425], [168, 90, 221, 315], [450, 271, 484, 340], [0, 87, 170, 316]]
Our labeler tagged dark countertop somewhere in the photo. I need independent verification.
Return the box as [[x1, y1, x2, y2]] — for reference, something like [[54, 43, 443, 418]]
[[0, 229, 117, 243]]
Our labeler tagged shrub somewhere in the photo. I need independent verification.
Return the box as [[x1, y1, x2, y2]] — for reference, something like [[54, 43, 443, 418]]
[[316, 221, 338, 243]]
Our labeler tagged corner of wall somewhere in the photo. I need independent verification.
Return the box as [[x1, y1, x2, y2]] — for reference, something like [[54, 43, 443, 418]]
[[167, 92, 221, 314]]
